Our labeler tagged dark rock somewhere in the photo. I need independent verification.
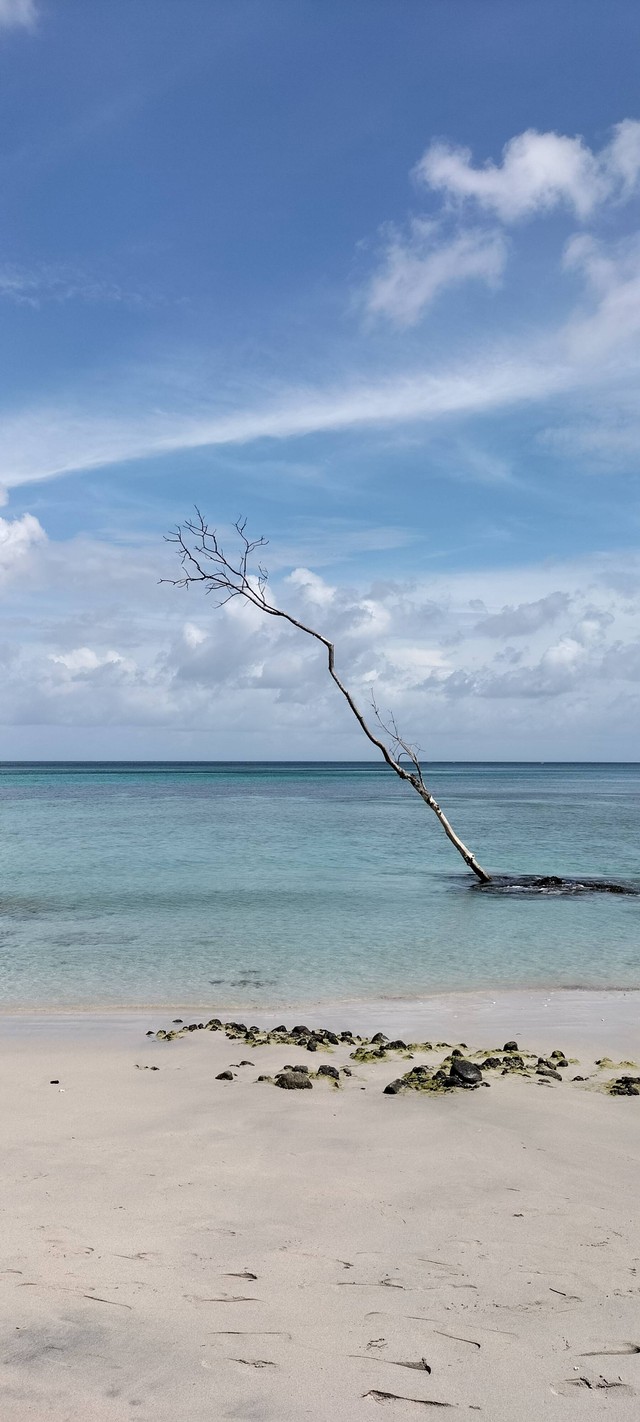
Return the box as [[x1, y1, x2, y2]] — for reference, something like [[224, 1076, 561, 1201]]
[[384, 1079, 405, 1095], [283, 1063, 310, 1074], [342, 1067, 352, 1077], [238, 1060, 253, 1066], [482, 1056, 502, 1069], [387, 1040, 407, 1051], [550, 1049, 567, 1061], [340, 1030, 354, 1042], [187, 1024, 198, 1032], [536, 1067, 562, 1081], [291, 1025, 310, 1036], [449, 1058, 482, 1086], [323, 1031, 340, 1045], [275, 1071, 313, 1090], [502, 1054, 525, 1071], [371, 1033, 388, 1044], [50, 1079, 59, 1084], [503, 1040, 518, 1052], [572, 1075, 585, 1081], [317, 1065, 340, 1080], [274, 1024, 288, 1034], [256, 1074, 272, 1082], [611, 1075, 640, 1096], [433, 1070, 449, 1084], [306, 1039, 317, 1052], [172, 1019, 183, 1024], [206, 1019, 222, 1029], [146, 1031, 154, 1037], [216, 1070, 234, 1081]]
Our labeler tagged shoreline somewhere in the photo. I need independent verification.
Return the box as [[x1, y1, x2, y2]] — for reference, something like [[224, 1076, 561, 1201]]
[[1, 986, 639, 1055]]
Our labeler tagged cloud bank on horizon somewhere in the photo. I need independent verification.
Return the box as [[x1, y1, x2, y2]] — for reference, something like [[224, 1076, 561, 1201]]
[[1, 1, 640, 758]]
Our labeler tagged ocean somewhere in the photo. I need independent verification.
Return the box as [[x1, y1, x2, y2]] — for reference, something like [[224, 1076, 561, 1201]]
[[0, 761, 638, 1008]]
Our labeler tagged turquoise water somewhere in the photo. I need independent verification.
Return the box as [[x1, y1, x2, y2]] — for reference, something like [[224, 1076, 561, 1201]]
[[0, 762, 638, 1007]]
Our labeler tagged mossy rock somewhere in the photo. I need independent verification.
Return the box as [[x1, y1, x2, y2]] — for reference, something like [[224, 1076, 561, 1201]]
[[351, 1046, 388, 1063], [607, 1075, 640, 1096]]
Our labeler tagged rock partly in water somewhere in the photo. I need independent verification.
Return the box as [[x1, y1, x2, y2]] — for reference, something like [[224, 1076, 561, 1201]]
[[216, 1070, 234, 1081], [475, 873, 639, 896], [317, 1064, 340, 1080]]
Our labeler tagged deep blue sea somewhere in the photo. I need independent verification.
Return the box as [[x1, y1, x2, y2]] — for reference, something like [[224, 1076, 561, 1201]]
[[0, 762, 638, 1007]]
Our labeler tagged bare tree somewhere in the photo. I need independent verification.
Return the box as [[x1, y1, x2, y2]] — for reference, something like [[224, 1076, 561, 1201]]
[[164, 512, 491, 883]]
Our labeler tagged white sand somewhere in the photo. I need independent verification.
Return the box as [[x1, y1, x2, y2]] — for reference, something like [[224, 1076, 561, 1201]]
[[1, 992, 639, 1420]]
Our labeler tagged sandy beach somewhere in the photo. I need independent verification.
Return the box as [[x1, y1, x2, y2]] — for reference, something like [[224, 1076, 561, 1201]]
[[1, 991, 639, 1421]]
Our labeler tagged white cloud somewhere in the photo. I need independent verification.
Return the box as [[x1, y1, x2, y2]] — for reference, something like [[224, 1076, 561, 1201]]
[[365, 220, 506, 326], [183, 622, 207, 649], [49, 647, 129, 674], [415, 120, 640, 223], [1, 520, 640, 756], [0, 0, 36, 30], [287, 568, 336, 608], [0, 512, 46, 578]]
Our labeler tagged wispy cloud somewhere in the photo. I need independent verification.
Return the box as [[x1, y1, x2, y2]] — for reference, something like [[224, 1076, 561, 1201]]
[[0, 261, 155, 309], [0, 0, 37, 33], [2, 122, 640, 490], [365, 220, 506, 326], [0, 348, 566, 487]]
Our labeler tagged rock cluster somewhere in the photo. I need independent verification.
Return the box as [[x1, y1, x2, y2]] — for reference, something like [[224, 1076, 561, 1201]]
[[384, 1056, 484, 1095], [609, 1075, 640, 1096], [146, 1018, 638, 1103]]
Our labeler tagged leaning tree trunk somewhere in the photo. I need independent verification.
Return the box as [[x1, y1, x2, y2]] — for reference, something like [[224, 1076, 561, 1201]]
[[165, 511, 492, 883]]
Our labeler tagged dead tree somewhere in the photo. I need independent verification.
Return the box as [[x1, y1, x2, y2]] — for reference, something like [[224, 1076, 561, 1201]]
[[164, 512, 491, 883]]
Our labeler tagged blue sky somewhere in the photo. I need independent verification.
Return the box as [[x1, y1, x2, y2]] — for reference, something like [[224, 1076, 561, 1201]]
[[1, 0, 640, 758]]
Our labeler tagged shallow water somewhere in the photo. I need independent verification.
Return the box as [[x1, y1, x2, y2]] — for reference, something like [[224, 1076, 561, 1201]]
[[0, 762, 638, 1006]]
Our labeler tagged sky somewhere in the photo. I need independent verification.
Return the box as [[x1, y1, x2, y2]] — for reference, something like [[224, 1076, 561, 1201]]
[[1, 0, 640, 759]]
